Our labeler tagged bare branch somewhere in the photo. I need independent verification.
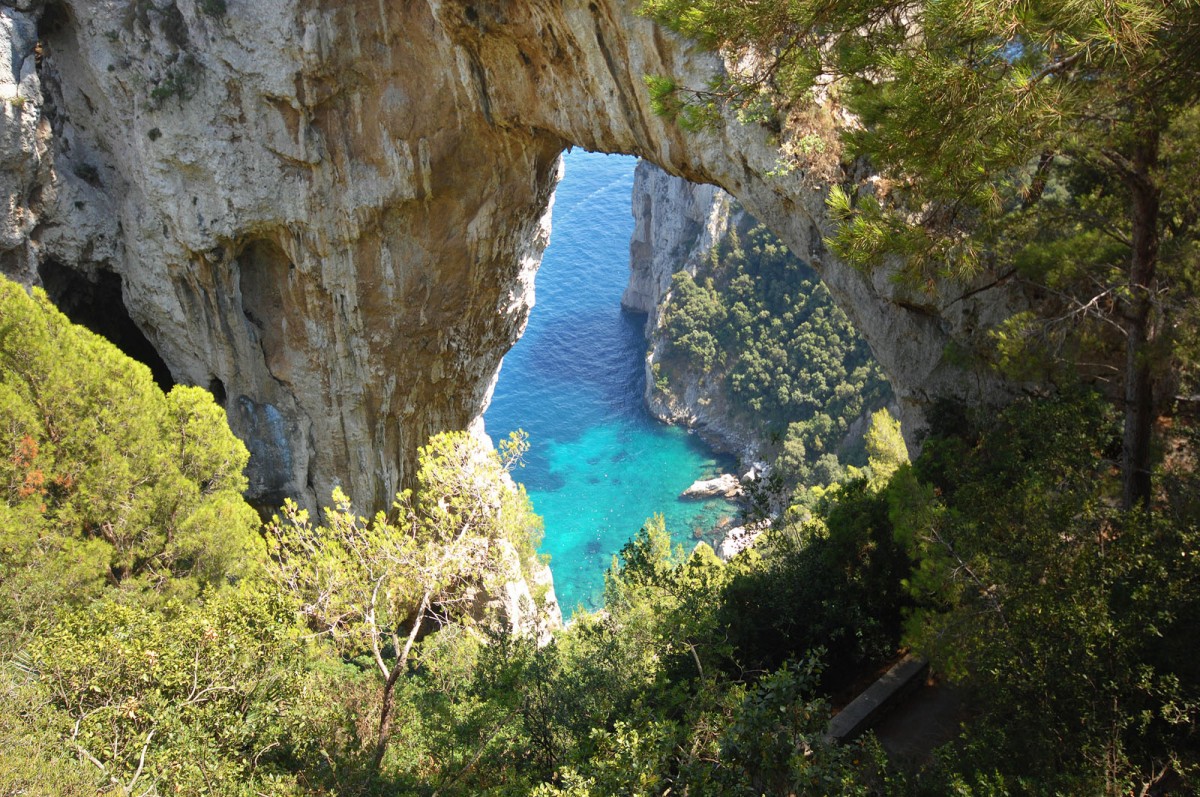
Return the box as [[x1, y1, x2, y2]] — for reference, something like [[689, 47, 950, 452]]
[[74, 742, 107, 773], [127, 729, 156, 793], [1024, 48, 1089, 89], [367, 574, 390, 681]]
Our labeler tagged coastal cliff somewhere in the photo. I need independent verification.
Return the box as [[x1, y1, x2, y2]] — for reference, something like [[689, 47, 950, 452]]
[[622, 160, 762, 466], [0, 0, 1028, 513], [627, 161, 890, 486], [621, 159, 734, 325]]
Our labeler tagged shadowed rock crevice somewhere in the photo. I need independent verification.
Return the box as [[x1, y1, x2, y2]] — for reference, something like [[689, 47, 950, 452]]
[[234, 393, 297, 518], [237, 237, 295, 388], [37, 258, 174, 392]]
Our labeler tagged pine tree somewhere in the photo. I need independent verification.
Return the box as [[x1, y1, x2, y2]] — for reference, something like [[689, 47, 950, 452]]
[[0, 279, 261, 641], [642, 0, 1200, 508]]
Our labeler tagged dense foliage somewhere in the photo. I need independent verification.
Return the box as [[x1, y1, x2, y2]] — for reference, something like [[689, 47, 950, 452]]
[[362, 518, 895, 796], [3, 277, 1199, 794], [9, 0, 1199, 787], [657, 220, 890, 491], [0, 282, 330, 793], [720, 480, 910, 686], [890, 395, 1200, 794], [266, 429, 544, 771], [641, 0, 1200, 510], [0, 279, 898, 794], [638, 4, 1200, 787], [22, 587, 319, 794], [0, 281, 261, 643]]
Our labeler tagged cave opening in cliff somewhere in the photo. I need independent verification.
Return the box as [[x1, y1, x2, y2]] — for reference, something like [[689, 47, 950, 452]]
[[38, 259, 175, 392], [237, 238, 291, 364]]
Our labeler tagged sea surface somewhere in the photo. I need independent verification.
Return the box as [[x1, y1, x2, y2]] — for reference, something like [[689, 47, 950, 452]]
[[484, 150, 738, 614]]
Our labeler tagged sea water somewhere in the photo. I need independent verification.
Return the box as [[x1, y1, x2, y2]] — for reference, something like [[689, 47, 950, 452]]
[[484, 150, 738, 614]]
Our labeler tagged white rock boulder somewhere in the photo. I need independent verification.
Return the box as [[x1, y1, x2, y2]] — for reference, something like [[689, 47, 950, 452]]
[[681, 473, 742, 499]]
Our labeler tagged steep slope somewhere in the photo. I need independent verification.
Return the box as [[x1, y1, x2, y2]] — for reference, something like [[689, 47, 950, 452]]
[[622, 159, 734, 325]]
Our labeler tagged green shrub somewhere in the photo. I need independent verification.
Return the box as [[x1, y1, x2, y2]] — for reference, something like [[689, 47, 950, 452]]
[[0, 279, 261, 644]]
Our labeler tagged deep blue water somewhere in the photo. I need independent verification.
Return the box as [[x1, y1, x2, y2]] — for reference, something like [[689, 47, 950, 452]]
[[484, 150, 737, 614]]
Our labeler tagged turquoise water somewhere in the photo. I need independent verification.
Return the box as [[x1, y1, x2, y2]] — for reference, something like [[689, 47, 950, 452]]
[[484, 150, 738, 614]]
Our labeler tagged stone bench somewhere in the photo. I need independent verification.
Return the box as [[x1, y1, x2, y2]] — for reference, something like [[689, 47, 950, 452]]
[[826, 654, 929, 743]]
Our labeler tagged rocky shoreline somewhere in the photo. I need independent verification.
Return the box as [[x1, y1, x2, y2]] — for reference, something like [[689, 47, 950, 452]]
[[680, 473, 743, 500], [623, 161, 773, 557]]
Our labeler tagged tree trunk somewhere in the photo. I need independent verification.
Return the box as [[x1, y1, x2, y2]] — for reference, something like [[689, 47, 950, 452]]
[[1121, 136, 1161, 510], [371, 665, 404, 772], [371, 591, 431, 772]]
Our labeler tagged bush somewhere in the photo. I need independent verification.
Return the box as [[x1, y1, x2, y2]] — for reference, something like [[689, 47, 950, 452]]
[[720, 480, 911, 689], [0, 280, 261, 643], [893, 393, 1200, 793]]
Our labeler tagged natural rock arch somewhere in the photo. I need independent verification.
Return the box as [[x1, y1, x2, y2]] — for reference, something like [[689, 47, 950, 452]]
[[2, 0, 1021, 509]]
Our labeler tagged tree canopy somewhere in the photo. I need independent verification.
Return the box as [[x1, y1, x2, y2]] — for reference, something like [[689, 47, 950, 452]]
[[266, 430, 545, 770], [0, 280, 261, 642], [890, 394, 1200, 792], [2, 272, 1198, 793], [657, 220, 890, 498], [642, 0, 1200, 507]]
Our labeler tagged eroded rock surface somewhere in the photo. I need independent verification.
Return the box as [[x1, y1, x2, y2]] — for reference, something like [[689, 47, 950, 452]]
[[1, 0, 1027, 512], [0, 6, 47, 284], [622, 158, 733, 325]]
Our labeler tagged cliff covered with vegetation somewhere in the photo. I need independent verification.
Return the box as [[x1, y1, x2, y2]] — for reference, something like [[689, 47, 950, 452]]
[[3, 0, 1200, 792], [1, 0, 1028, 512], [628, 165, 893, 506]]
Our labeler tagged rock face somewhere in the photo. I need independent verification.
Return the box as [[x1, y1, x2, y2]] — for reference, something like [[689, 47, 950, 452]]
[[470, 539, 563, 646], [625, 160, 773, 466], [717, 521, 769, 561], [647, 358, 769, 467], [0, 6, 48, 286], [622, 158, 734, 326], [0, 0, 1028, 513], [680, 473, 742, 500]]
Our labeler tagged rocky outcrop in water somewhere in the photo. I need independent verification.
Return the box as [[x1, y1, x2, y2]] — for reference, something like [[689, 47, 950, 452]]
[[680, 473, 742, 500], [0, 0, 1027, 515]]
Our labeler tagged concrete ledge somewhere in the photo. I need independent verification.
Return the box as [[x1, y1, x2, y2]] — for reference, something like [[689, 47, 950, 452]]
[[826, 654, 929, 743]]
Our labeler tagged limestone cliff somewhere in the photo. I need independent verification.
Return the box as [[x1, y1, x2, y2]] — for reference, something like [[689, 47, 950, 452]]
[[0, 0, 1028, 515], [624, 161, 763, 464], [622, 158, 733, 326], [628, 161, 893, 476]]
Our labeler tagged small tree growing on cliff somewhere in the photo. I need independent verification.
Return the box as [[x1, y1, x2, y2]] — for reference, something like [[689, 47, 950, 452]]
[[266, 430, 541, 772]]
